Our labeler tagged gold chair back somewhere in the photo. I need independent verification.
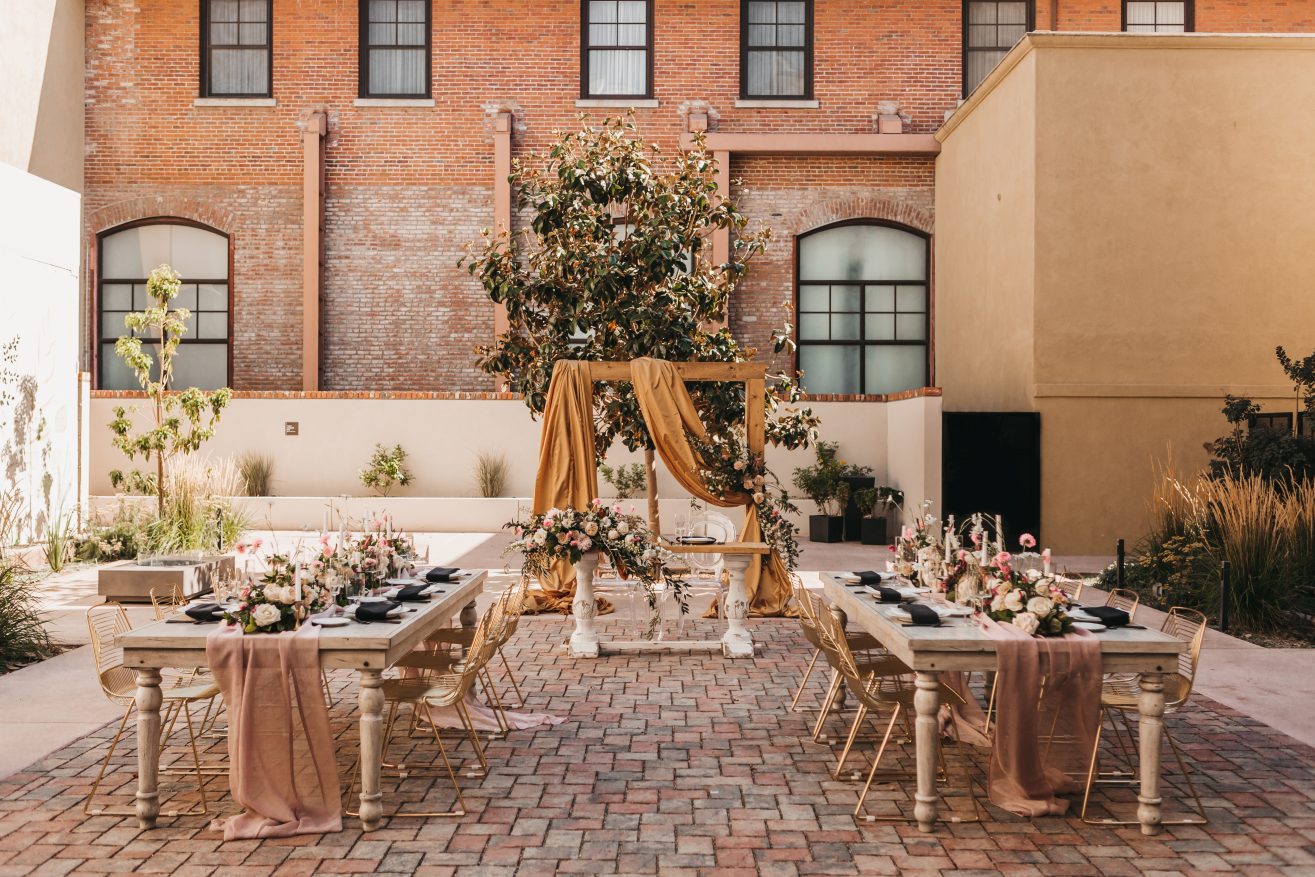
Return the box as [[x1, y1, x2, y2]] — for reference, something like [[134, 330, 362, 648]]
[[87, 604, 136, 706], [1163, 606, 1208, 693], [149, 585, 186, 621], [1105, 588, 1140, 617], [1053, 576, 1084, 603]]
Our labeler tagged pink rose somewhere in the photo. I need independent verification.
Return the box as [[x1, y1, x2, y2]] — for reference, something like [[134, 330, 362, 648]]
[[1018, 533, 1037, 549]]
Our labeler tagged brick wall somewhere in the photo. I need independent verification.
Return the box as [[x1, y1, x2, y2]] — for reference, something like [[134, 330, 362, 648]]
[[83, 0, 1313, 392]]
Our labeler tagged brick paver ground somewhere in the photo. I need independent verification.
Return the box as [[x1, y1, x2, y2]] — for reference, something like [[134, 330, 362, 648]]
[[1, 605, 1313, 876]]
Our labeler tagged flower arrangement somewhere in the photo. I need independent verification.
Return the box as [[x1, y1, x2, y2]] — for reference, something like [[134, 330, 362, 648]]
[[983, 553, 1074, 637], [223, 553, 332, 633], [891, 503, 940, 571], [692, 432, 802, 571], [506, 500, 686, 610]]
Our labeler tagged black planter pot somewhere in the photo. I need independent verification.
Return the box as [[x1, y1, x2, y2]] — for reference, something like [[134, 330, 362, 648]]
[[809, 514, 846, 543], [839, 474, 875, 541], [859, 516, 888, 546]]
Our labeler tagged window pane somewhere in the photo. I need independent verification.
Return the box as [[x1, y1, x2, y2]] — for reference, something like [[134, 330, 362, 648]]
[[370, 0, 398, 22], [210, 47, 268, 94], [799, 285, 829, 311], [896, 313, 926, 341], [966, 49, 1006, 92], [398, 0, 425, 21], [747, 24, 777, 47], [102, 225, 169, 278], [590, 1, 618, 23], [101, 313, 128, 341], [1157, 1, 1184, 25], [369, 22, 398, 44], [799, 224, 927, 282], [968, 24, 999, 48], [777, 24, 806, 46], [617, 23, 646, 45], [133, 284, 149, 310], [747, 50, 804, 96], [800, 346, 860, 395], [1126, 2, 1155, 24], [998, 24, 1027, 43], [210, 0, 239, 22], [210, 22, 239, 43], [778, 2, 806, 23], [397, 22, 426, 45], [968, 2, 997, 24], [617, 0, 646, 22], [799, 313, 829, 340], [588, 49, 646, 95], [831, 285, 860, 311], [748, 2, 777, 24], [369, 47, 426, 94], [831, 313, 860, 340], [239, 0, 267, 20], [102, 284, 132, 310], [237, 22, 266, 44], [198, 283, 228, 310], [589, 23, 619, 45], [171, 344, 228, 390], [895, 285, 926, 312], [102, 344, 141, 391], [998, 2, 1027, 24], [170, 225, 229, 279], [198, 313, 229, 340], [175, 283, 198, 311], [864, 346, 926, 395], [865, 313, 895, 340]]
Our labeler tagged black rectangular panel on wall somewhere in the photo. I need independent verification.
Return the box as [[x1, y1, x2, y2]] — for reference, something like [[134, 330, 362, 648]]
[[942, 412, 1041, 547]]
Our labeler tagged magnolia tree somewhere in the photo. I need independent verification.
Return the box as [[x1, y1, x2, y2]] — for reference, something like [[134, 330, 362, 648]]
[[464, 116, 819, 528], [109, 265, 231, 516]]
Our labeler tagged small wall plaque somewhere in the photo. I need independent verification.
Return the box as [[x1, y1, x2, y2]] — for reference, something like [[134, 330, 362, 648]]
[[284, 422, 299, 436]]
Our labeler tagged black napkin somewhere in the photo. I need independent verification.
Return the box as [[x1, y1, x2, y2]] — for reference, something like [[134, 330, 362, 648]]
[[1083, 606, 1130, 627], [184, 602, 225, 622], [905, 604, 942, 626], [394, 583, 429, 602], [355, 601, 401, 621], [874, 586, 902, 604], [425, 567, 460, 583], [852, 570, 882, 585]]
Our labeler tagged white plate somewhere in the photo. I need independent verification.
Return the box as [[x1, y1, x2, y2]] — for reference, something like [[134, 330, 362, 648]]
[[1068, 609, 1102, 623], [384, 578, 413, 587], [312, 617, 350, 627], [360, 595, 388, 603], [1073, 620, 1107, 631]]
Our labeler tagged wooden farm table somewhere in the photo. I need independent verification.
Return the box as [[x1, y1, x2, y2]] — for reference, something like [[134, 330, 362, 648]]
[[820, 572, 1185, 836], [118, 570, 487, 832]]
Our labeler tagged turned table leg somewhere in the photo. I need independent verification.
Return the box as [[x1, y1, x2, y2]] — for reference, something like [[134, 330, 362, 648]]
[[357, 668, 385, 831], [913, 671, 942, 832], [829, 604, 849, 711], [1137, 670, 1166, 836], [459, 598, 478, 657], [721, 554, 754, 658], [570, 551, 600, 658], [134, 668, 163, 829]]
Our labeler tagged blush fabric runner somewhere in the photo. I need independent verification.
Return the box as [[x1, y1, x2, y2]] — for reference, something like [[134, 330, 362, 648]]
[[206, 624, 342, 839], [946, 618, 1102, 816]]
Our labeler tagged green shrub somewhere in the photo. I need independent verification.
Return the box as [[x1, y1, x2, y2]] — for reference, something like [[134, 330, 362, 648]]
[[43, 511, 73, 573], [600, 462, 646, 500], [360, 444, 412, 497], [791, 441, 870, 516], [0, 561, 54, 671]]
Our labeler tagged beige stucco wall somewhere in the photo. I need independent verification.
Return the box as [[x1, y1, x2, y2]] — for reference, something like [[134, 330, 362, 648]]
[[0, 0, 84, 192], [937, 34, 1315, 553]]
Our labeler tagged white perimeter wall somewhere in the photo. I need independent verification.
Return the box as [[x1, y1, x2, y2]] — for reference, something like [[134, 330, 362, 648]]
[[0, 164, 82, 541], [89, 394, 942, 531]]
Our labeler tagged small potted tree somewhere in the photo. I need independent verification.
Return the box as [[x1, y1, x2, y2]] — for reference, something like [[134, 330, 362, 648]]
[[792, 441, 848, 542], [851, 486, 905, 545]]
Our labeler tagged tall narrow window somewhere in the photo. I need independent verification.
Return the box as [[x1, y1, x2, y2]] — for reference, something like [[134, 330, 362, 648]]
[[360, 0, 431, 98], [201, 0, 271, 97], [963, 1, 1031, 96], [97, 221, 231, 391], [741, 0, 812, 99], [796, 221, 930, 396], [1124, 1, 1191, 32], [582, 0, 652, 98]]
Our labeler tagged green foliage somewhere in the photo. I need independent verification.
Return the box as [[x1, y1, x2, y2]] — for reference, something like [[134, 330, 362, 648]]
[[474, 450, 510, 498], [74, 501, 151, 563], [107, 265, 232, 515], [0, 488, 20, 557], [600, 462, 647, 500], [463, 115, 819, 460], [1276, 345, 1315, 421], [791, 441, 870, 517], [360, 444, 413, 497], [236, 451, 275, 496], [852, 485, 905, 519], [0, 560, 55, 671], [43, 510, 72, 572]]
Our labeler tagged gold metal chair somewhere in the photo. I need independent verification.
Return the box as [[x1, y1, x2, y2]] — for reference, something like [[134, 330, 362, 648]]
[[149, 585, 186, 621], [811, 598, 980, 824], [422, 579, 528, 709], [1053, 576, 1084, 603], [84, 604, 222, 817], [1105, 588, 1140, 618], [788, 576, 882, 714], [1080, 606, 1208, 825]]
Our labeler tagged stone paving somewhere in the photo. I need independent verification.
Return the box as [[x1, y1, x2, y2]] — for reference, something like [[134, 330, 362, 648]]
[[1, 608, 1313, 876]]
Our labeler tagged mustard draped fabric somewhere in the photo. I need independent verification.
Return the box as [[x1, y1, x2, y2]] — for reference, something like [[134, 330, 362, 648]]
[[526, 361, 612, 615], [629, 358, 794, 618]]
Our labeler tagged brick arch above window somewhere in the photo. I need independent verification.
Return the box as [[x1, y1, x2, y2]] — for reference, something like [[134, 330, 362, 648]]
[[87, 196, 238, 238], [786, 196, 934, 239]]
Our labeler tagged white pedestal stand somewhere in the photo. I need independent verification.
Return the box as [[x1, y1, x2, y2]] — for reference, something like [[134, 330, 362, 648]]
[[569, 551, 601, 658], [720, 553, 755, 658]]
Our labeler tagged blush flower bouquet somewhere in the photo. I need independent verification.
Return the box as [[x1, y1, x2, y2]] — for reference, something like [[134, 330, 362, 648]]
[[983, 552, 1074, 637], [223, 553, 332, 634], [692, 432, 802, 570]]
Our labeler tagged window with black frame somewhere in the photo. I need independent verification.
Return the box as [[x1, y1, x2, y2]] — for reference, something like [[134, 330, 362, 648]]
[[1249, 412, 1294, 434], [741, 0, 812, 99], [1124, 1, 1191, 32], [97, 222, 231, 391], [201, 0, 271, 97], [796, 222, 930, 396], [963, 0, 1030, 96], [360, 0, 430, 98], [581, 0, 652, 98]]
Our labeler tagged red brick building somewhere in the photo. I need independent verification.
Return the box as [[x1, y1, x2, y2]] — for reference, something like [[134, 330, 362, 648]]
[[83, 0, 1315, 396]]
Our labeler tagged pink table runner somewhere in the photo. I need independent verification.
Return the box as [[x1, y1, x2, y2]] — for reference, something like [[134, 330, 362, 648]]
[[206, 624, 342, 839], [946, 617, 1101, 816]]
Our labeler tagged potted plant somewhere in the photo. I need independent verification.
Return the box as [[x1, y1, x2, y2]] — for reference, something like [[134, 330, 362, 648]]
[[851, 486, 905, 545], [792, 441, 849, 542]]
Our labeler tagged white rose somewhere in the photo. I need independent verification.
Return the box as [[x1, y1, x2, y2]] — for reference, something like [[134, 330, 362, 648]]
[[584, 522, 599, 536], [1012, 612, 1040, 635], [602, 517, 612, 528], [252, 603, 282, 627], [1026, 568, 1042, 581], [533, 530, 547, 545], [577, 537, 593, 552], [617, 522, 630, 535], [743, 479, 755, 490], [607, 529, 620, 541], [753, 492, 765, 505], [1034, 581, 1050, 596], [1027, 596, 1054, 617], [990, 594, 1005, 613], [1004, 589, 1024, 612], [733, 460, 746, 471]]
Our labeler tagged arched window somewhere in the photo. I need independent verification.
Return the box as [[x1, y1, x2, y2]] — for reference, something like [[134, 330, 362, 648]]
[[796, 220, 929, 396], [97, 220, 230, 390]]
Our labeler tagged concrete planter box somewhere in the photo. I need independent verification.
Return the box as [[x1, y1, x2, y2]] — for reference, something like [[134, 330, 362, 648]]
[[97, 554, 236, 604]]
